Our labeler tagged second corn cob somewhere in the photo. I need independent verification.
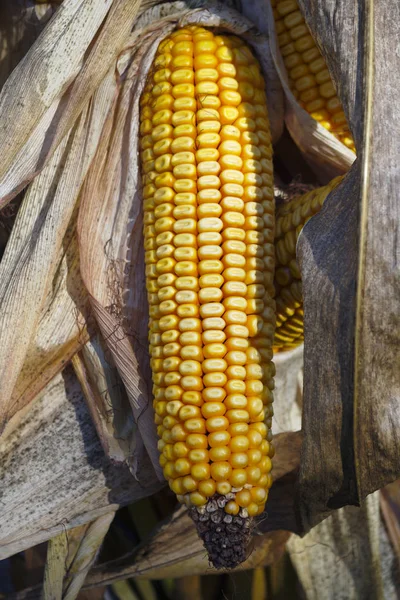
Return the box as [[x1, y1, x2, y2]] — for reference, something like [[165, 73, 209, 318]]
[[140, 26, 275, 568], [274, 176, 343, 349], [271, 0, 355, 153]]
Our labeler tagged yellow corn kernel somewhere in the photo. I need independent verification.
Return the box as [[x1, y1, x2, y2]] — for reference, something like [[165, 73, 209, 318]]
[[272, 0, 355, 152], [141, 27, 275, 518], [273, 176, 343, 350]]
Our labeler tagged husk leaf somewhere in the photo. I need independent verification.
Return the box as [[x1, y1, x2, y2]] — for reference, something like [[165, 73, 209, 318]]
[[42, 512, 115, 600], [287, 492, 391, 600], [0, 367, 161, 562], [296, 0, 400, 530], [0, 69, 115, 431]]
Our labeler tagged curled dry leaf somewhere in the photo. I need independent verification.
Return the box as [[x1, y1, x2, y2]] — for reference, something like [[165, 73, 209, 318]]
[[297, 0, 400, 531], [0, 366, 161, 561], [0, 70, 115, 432]]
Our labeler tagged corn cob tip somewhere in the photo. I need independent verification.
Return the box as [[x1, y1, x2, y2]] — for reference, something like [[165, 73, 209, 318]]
[[189, 493, 252, 569]]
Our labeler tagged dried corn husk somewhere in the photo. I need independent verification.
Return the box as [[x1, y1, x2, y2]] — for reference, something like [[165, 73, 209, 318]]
[[272, 345, 303, 434], [0, 367, 161, 561], [9, 222, 89, 420], [295, 0, 400, 531], [0, 75, 114, 431], [287, 492, 396, 600]]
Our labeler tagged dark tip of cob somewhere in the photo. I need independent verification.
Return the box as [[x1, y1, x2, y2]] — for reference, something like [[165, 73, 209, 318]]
[[189, 494, 252, 570]]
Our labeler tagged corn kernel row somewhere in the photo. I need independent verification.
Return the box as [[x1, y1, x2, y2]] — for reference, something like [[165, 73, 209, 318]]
[[274, 176, 343, 349], [140, 26, 275, 517], [271, 0, 355, 152]]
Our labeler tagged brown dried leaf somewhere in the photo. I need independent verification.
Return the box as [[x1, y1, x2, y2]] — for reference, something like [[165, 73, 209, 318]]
[[287, 492, 389, 600], [0, 71, 114, 431], [0, 366, 161, 561], [296, 0, 400, 529]]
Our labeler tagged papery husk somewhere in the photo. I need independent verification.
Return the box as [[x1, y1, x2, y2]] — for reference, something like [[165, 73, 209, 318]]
[[294, 0, 400, 532], [239, 0, 356, 183], [76, 0, 285, 477], [0, 0, 144, 206], [0, 366, 161, 561], [0, 70, 115, 432], [72, 333, 137, 464], [272, 344, 303, 434], [8, 222, 90, 420]]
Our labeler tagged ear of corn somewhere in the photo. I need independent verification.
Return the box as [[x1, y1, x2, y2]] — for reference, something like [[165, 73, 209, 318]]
[[139, 26, 275, 566], [271, 0, 355, 153], [273, 176, 343, 349]]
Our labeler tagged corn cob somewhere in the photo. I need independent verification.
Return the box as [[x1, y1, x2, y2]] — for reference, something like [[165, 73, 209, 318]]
[[274, 176, 343, 349], [139, 26, 275, 568], [271, 0, 355, 153]]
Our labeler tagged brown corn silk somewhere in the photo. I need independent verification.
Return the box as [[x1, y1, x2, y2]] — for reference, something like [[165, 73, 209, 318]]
[[139, 25, 276, 565]]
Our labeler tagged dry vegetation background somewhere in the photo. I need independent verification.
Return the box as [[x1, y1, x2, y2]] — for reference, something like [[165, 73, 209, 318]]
[[0, 0, 399, 598]]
